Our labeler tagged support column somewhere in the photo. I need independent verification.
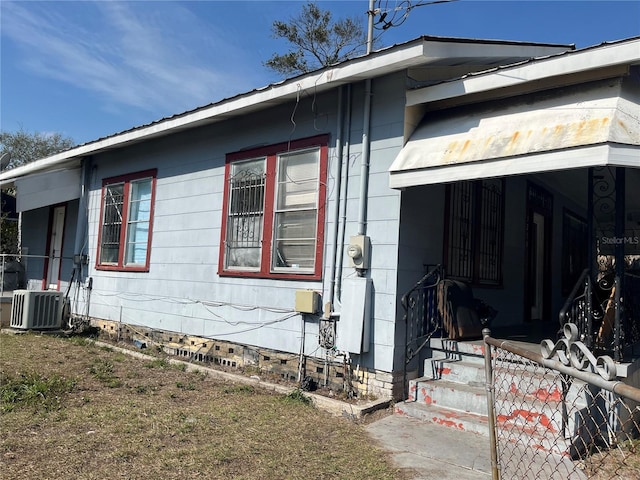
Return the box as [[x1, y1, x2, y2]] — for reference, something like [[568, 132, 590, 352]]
[[614, 168, 625, 362]]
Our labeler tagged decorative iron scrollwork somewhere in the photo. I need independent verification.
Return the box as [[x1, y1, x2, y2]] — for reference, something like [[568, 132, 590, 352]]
[[540, 323, 617, 380]]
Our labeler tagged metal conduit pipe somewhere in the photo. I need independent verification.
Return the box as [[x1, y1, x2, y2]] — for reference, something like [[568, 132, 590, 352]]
[[356, 0, 374, 237], [327, 86, 345, 308], [73, 157, 91, 259], [358, 77, 372, 237], [335, 84, 353, 303]]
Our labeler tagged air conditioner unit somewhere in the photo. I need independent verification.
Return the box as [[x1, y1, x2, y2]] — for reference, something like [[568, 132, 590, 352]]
[[10, 290, 63, 330]]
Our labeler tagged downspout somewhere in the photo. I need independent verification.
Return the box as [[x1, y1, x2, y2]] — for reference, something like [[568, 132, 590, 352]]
[[73, 157, 91, 260], [71, 157, 91, 317], [328, 86, 345, 307]]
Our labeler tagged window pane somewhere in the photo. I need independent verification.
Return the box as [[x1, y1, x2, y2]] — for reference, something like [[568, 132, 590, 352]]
[[272, 149, 319, 271], [477, 179, 503, 284], [272, 210, 317, 269], [447, 181, 474, 281], [276, 150, 318, 210], [125, 178, 152, 265], [226, 216, 262, 268], [129, 179, 152, 221], [226, 159, 265, 269], [100, 183, 124, 264]]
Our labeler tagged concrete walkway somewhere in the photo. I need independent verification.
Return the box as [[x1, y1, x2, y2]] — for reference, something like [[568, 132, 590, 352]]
[[366, 413, 493, 480]]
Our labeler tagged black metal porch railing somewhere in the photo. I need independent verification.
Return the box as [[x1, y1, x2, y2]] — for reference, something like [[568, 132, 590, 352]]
[[402, 264, 443, 397], [623, 271, 640, 357], [559, 267, 640, 362], [559, 268, 593, 347]]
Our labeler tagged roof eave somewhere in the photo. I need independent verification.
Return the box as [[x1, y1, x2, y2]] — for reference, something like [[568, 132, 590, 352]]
[[407, 38, 640, 108], [0, 36, 573, 182]]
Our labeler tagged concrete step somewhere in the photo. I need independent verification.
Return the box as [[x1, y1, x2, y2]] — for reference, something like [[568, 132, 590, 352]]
[[429, 338, 486, 364], [423, 358, 486, 386], [395, 400, 490, 437], [398, 395, 573, 456], [411, 378, 488, 415]]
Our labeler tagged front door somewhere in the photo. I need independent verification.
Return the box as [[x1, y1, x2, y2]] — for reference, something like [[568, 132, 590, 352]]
[[46, 205, 66, 290], [525, 183, 553, 322]]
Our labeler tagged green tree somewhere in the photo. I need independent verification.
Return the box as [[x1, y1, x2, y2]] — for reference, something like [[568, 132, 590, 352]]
[[265, 2, 367, 76], [0, 128, 75, 171]]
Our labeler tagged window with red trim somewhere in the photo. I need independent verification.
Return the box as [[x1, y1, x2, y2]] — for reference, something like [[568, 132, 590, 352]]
[[219, 135, 328, 279], [97, 169, 156, 271]]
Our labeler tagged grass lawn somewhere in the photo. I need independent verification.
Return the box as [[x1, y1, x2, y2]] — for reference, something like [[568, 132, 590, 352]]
[[0, 332, 407, 480]]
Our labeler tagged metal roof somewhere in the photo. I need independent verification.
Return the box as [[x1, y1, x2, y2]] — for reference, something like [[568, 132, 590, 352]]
[[0, 34, 587, 184]]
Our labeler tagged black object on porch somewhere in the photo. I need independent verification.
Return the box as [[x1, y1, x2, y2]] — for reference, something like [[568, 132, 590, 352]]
[[401, 265, 496, 397]]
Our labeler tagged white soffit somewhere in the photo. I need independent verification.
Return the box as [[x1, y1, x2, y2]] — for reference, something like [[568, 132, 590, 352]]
[[389, 80, 640, 188], [16, 168, 82, 212]]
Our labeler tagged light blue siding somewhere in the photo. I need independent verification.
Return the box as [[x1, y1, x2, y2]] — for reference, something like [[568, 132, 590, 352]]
[[78, 74, 409, 372]]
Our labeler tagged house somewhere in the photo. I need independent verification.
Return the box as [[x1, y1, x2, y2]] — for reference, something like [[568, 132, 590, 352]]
[[1, 35, 638, 400]]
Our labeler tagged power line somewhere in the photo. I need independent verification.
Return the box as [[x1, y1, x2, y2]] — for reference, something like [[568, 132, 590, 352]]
[[367, 0, 459, 41]]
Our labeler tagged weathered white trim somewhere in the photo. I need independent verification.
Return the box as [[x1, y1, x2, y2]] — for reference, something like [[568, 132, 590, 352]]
[[389, 144, 640, 189], [407, 39, 640, 107], [0, 38, 570, 183]]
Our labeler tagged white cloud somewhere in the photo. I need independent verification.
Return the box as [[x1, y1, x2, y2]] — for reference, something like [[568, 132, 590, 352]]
[[1, 1, 256, 118]]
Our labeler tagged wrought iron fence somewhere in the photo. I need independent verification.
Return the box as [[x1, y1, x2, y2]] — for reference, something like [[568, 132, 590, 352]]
[[483, 324, 640, 480]]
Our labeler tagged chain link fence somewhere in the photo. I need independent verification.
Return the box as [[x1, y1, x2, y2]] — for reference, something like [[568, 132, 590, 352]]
[[483, 324, 640, 480]]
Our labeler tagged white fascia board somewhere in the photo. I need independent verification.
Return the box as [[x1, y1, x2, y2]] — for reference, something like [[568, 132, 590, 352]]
[[407, 40, 640, 107], [609, 143, 640, 167], [0, 38, 572, 184], [388, 144, 639, 189], [0, 45, 429, 184]]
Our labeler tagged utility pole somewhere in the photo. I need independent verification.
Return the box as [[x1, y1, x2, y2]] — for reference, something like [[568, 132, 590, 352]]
[[367, 0, 375, 54]]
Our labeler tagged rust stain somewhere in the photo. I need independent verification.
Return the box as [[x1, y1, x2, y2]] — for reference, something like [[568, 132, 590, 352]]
[[461, 139, 471, 152], [438, 366, 452, 375]]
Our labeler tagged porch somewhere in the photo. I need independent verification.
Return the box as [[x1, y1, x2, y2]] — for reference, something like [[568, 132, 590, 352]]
[[397, 165, 640, 385]]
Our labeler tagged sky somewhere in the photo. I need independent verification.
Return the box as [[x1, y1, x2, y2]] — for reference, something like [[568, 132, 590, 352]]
[[1, 1, 639, 146]]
